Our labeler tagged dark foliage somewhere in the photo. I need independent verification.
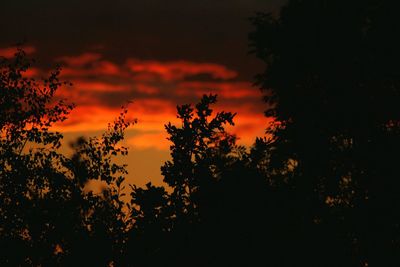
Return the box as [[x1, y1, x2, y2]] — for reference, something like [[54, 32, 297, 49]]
[[0, 50, 132, 266], [250, 0, 400, 266]]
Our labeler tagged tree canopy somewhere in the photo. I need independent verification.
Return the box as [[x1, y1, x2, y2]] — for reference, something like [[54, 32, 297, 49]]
[[250, 0, 400, 265]]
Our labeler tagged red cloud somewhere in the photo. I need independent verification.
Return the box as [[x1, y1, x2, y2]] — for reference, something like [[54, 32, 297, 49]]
[[176, 81, 259, 99], [229, 113, 272, 145], [60, 61, 122, 77], [71, 80, 130, 92], [52, 105, 128, 132], [126, 59, 237, 81], [57, 53, 102, 66], [135, 84, 160, 94], [96, 61, 120, 75], [0, 45, 36, 58], [56, 53, 122, 78]]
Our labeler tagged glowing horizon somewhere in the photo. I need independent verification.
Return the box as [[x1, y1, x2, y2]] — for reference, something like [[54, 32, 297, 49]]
[[1, 46, 270, 186]]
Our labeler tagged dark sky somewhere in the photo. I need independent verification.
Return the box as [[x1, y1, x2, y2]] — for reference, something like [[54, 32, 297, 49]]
[[1, 0, 283, 79]]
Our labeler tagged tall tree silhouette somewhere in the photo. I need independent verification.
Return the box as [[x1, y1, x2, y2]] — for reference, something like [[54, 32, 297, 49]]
[[161, 94, 237, 223], [127, 95, 248, 266], [250, 0, 400, 265]]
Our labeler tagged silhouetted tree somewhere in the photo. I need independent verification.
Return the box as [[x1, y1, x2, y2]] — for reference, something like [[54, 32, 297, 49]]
[[250, 0, 400, 265], [0, 49, 132, 266], [161, 95, 238, 222], [127, 95, 291, 267], [127, 95, 245, 266]]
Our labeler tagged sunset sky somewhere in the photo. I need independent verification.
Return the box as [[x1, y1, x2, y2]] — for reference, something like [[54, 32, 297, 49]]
[[1, 0, 284, 186]]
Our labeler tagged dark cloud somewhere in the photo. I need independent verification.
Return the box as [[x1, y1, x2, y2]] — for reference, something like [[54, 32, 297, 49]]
[[1, 0, 285, 79]]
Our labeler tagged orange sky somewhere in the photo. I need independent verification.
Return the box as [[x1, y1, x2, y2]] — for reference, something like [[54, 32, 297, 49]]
[[1, 46, 270, 187], [0, 0, 285, 187]]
